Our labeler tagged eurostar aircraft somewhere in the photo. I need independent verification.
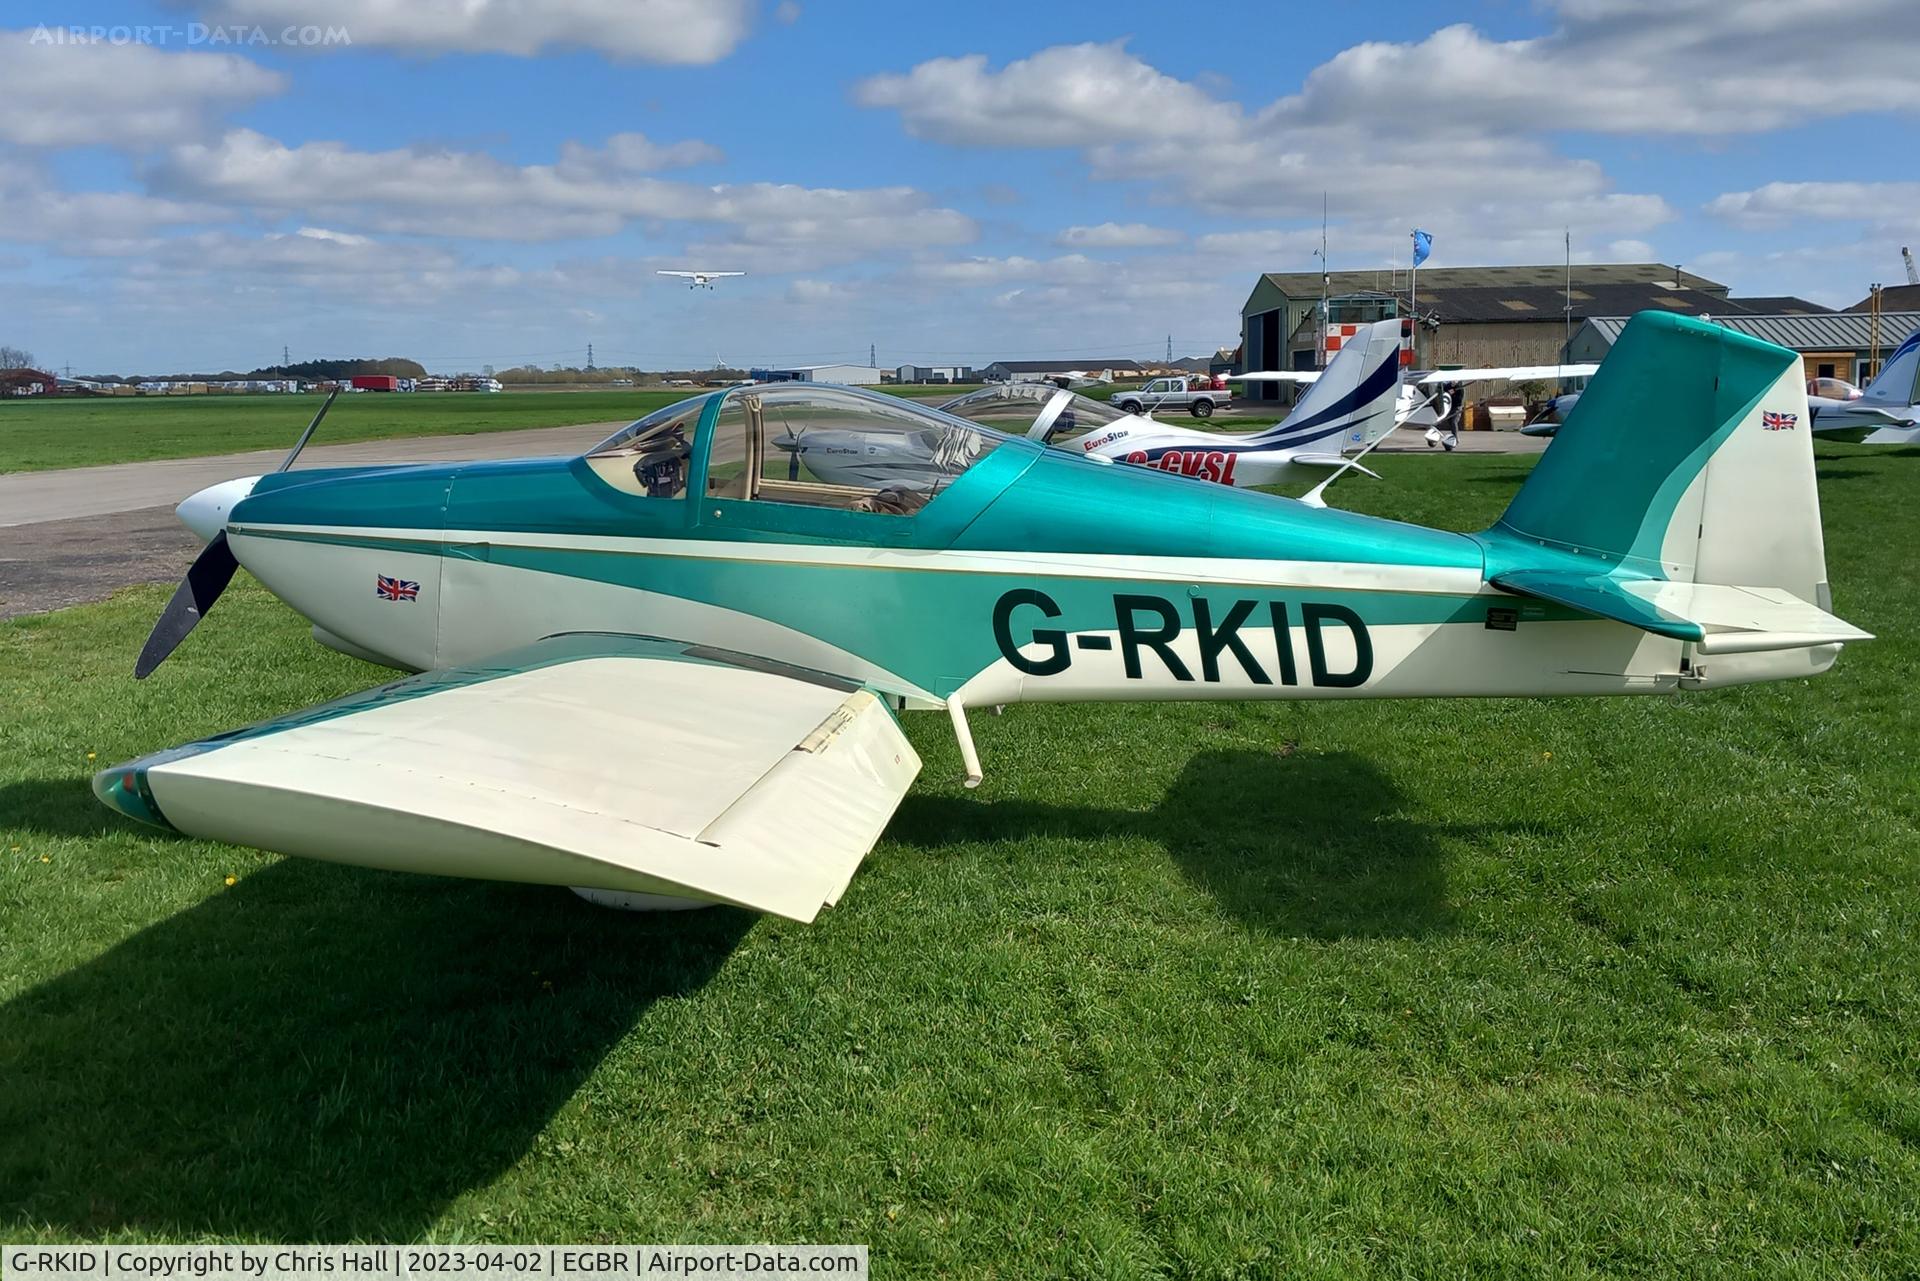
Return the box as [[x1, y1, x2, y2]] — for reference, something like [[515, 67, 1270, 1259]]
[[1809, 322, 1920, 443], [775, 317, 1411, 496], [99, 312, 1869, 923]]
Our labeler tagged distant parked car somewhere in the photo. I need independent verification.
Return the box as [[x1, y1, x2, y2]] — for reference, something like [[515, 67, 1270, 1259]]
[[1114, 375, 1232, 418]]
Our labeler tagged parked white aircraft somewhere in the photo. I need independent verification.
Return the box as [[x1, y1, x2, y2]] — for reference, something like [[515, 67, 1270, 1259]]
[[1809, 324, 1920, 442], [1236, 361, 1597, 445], [658, 270, 745, 290]]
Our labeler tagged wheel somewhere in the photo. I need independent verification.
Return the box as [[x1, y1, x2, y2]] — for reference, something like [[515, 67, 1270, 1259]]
[[1119, 399, 1143, 416], [1190, 399, 1214, 418]]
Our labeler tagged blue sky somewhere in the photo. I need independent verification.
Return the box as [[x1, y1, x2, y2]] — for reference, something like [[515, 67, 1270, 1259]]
[[3, 0, 1916, 374]]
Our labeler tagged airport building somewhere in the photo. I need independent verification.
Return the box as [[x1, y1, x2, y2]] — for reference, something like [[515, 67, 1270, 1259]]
[[1569, 311, 1920, 387], [747, 363, 884, 385], [1237, 263, 1826, 402], [894, 364, 975, 384], [1848, 284, 1920, 313], [0, 368, 58, 397]]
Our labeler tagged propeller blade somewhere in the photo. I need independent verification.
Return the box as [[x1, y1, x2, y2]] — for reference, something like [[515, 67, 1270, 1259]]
[[787, 426, 804, 481], [277, 387, 340, 473], [134, 532, 239, 679]]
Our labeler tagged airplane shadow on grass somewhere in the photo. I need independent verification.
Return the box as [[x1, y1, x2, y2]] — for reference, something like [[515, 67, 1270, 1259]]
[[892, 748, 1494, 941], [1, 776, 186, 842], [0, 857, 752, 1239]]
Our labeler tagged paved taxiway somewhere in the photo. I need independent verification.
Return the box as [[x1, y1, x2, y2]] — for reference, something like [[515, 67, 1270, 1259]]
[[0, 421, 625, 619]]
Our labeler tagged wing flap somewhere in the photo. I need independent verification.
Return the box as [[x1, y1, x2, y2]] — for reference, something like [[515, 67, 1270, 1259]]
[[97, 634, 921, 921], [1491, 571, 1871, 654]]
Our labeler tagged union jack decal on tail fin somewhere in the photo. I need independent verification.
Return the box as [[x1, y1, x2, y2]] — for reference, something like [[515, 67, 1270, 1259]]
[[1762, 410, 1798, 431]]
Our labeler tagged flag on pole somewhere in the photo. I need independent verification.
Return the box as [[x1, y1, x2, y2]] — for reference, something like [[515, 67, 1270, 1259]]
[[1411, 229, 1433, 267]]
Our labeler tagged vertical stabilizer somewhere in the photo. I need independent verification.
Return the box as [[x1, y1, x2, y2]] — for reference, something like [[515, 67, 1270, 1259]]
[[1254, 318, 1406, 450]]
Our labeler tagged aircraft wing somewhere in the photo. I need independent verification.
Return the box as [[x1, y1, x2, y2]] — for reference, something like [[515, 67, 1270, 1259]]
[[656, 270, 698, 277], [1491, 573, 1870, 655], [1228, 371, 1321, 384], [1415, 364, 1598, 385], [94, 634, 921, 921]]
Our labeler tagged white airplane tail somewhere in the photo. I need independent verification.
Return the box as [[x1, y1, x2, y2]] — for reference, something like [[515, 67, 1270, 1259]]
[[1862, 323, 1920, 406], [1487, 311, 1866, 684], [1251, 318, 1406, 451]]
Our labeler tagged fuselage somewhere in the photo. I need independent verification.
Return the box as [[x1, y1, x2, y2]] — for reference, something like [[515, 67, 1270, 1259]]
[[215, 388, 1779, 714]]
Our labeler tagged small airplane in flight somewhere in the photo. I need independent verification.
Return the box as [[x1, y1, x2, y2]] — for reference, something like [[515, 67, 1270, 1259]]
[[98, 312, 1867, 922], [780, 317, 1411, 497], [658, 269, 745, 290], [1809, 322, 1920, 443]]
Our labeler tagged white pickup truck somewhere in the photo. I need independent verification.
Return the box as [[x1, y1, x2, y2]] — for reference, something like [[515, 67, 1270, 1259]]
[[1114, 376, 1232, 418]]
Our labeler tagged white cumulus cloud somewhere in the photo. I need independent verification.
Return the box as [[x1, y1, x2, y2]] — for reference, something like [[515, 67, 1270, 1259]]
[[144, 129, 978, 253], [0, 30, 282, 147], [856, 41, 1238, 147], [193, 0, 756, 61]]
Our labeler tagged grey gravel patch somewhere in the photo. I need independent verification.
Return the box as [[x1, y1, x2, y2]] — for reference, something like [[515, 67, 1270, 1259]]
[[0, 506, 200, 620]]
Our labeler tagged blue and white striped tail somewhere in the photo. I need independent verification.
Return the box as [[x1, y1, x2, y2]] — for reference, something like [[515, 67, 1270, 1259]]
[[1249, 317, 1407, 451]]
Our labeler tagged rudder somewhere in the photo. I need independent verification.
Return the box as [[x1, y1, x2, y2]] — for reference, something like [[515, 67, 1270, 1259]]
[[1491, 309, 1831, 608]]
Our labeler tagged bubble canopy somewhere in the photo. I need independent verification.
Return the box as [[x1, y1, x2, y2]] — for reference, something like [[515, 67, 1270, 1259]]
[[585, 384, 1022, 507]]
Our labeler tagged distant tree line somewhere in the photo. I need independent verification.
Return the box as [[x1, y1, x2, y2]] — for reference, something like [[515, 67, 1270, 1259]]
[[9, 349, 756, 385], [69, 357, 429, 383], [494, 364, 746, 386]]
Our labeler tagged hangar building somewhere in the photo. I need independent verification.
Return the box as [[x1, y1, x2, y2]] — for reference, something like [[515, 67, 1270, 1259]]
[[748, 363, 883, 386], [1237, 263, 1826, 403], [895, 364, 975, 384]]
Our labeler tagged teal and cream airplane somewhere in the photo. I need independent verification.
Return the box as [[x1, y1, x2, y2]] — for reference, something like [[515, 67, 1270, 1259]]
[[97, 312, 1870, 922]]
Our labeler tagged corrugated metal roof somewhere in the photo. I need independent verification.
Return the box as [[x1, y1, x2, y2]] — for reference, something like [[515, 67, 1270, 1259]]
[[1582, 312, 1920, 350], [1261, 263, 1726, 295], [1420, 282, 1737, 323]]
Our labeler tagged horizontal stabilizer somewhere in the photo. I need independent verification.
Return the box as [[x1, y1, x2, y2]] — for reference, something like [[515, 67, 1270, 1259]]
[[1229, 371, 1320, 384], [1491, 571, 1871, 655], [1416, 363, 1597, 385]]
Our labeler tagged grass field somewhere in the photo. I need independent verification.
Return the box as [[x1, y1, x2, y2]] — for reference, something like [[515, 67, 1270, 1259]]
[[0, 384, 1277, 476], [0, 391, 699, 474], [2, 447, 1917, 1274]]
